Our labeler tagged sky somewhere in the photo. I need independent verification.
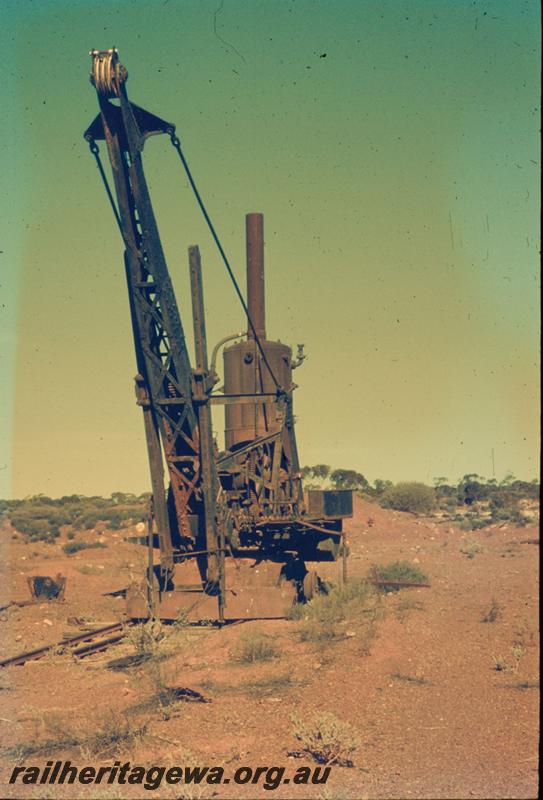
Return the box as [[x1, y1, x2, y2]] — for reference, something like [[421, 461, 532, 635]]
[[1, 0, 540, 499]]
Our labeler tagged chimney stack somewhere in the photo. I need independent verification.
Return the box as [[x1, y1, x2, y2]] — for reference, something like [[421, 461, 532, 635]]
[[246, 213, 266, 340]]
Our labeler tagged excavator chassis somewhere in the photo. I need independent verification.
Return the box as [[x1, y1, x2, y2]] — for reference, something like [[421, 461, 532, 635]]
[[127, 560, 299, 621], [127, 513, 347, 622], [84, 49, 353, 625]]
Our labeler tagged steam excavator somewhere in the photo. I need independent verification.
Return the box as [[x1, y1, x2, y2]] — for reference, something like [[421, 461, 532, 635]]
[[84, 49, 352, 621]]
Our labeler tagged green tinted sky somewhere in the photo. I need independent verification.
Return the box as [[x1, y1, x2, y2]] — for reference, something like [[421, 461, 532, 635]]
[[1, 0, 539, 498]]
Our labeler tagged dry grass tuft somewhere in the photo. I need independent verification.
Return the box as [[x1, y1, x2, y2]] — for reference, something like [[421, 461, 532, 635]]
[[481, 598, 501, 623], [296, 578, 378, 647], [291, 711, 360, 766], [391, 671, 432, 686], [460, 538, 484, 559], [231, 629, 279, 663], [7, 707, 148, 760]]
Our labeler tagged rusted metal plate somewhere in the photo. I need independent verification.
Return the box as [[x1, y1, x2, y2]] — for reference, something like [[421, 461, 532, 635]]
[[126, 559, 297, 621], [26, 574, 66, 601]]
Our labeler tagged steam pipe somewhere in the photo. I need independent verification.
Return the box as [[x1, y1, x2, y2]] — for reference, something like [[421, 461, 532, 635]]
[[210, 332, 245, 377]]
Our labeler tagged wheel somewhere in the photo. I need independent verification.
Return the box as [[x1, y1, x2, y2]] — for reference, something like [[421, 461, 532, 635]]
[[303, 569, 320, 602]]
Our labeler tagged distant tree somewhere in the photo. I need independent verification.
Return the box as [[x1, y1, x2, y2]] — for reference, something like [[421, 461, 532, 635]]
[[432, 476, 456, 498], [461, 474, 484, 484], [59, 495, 85, 505], [373, 479, 393, 496], [300, 465, 331, 486], [26, 494, 55, 506], [457, 475, 489, 505], [110, 492, 137, 504], [330, 469, 369, 492], [311, 464, 331, 481]]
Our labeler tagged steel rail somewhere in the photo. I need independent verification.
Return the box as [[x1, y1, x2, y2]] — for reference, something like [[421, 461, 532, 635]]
[[0, 621, 133, 669]]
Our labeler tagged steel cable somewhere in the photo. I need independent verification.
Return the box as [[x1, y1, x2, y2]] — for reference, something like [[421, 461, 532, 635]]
[[87, 139, 124, 236], [86, 128, 284, 393], [168, 130, 284, 394]]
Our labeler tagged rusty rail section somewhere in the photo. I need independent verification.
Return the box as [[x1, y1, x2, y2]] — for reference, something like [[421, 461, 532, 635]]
[[0, 622, 133, 669], [0, 599, 35, 613]]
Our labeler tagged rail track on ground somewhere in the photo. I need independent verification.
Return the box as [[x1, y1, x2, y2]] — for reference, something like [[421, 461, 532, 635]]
[[0, 621, 136, 668], [0, 576, 433, 670]]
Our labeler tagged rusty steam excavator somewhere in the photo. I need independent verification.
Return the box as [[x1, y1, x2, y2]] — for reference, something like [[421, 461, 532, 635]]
[[84, 49, 352, 621]]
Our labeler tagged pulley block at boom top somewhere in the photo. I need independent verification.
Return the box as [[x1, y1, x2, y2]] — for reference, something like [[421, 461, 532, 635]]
[[84, 48, 353, 621]]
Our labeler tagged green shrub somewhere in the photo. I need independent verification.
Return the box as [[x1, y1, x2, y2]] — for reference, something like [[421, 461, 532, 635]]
[[298, 579, 374, 643], [368, 560, 428, 592], [490, 505, 532, 527], [379, 482, 436, 514], [80, 512, 103, 530], [62, 541, 107, 555], [9, 516, 60, 542], [460, 516, 490, 531], [4, 494, 148, 553], [471, 517, 491, 530]]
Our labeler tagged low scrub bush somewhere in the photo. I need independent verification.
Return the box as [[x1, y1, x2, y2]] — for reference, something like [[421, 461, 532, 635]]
[[460, 516, 490, 531], [492, 655, 510, 672], [368, 560, 428, 592], [62, 541, 107, 555], [298, 579, 375, 643], [395, 595, 425, 621], [379, 482, 436, 514], [4, 494, 148, 540], [494, 506, 532, 527], [7, 708, 147, 760], [231, 630, 279, 663], [127, 619, 166, 659], [291, 712, 360, 766], [460, 539, 484, 559], [9, 516, 60, 543], [82, 709, 148, 757]]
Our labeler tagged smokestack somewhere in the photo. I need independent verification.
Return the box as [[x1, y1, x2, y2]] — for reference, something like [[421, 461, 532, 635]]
[[246, 213, 266, 340]]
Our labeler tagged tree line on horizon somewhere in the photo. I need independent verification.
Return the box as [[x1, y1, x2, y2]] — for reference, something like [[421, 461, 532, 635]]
[[0, 470, 538, 542], [301, 465, 539, 522]]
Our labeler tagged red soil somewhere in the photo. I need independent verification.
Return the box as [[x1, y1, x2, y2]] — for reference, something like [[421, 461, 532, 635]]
[[0, 497, 539, 799]]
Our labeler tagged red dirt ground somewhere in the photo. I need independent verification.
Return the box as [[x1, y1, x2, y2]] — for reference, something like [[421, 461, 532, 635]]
[[0, 497, 539, 799]]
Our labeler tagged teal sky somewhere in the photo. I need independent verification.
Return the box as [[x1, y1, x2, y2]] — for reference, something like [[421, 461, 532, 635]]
[[1, 0, 540, 498]]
